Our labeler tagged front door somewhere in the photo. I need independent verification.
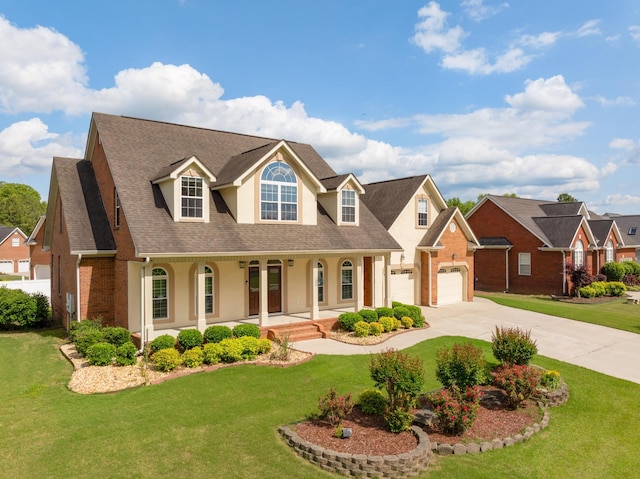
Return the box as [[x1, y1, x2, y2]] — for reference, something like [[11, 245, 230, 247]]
[[248, 263, 282, 315]]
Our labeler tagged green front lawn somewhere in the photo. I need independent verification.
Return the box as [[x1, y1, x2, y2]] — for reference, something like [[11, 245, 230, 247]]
[[1, 330, 638, 478], [477, 291, 640, 334]]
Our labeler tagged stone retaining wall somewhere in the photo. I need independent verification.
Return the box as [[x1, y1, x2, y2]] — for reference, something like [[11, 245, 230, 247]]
[[535, 381, 569, 407], [279, 425, 432, 478]]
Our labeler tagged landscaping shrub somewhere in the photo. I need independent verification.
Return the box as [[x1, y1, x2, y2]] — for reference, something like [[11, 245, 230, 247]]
[[115, 341, 138, 366], [152, 348, 182, 372], [566, 264, 593, 294], [392, 305, 410, 322], [203, 325, 232, 343], [492, 364, 542, 409], [32, 292, 50, 326], [0, 287, 37, 329], [358, 309, 378, 323], [74, 328, 105, 356], [182, 346, 204, 368], [338, 312, 362, 332], [435, 342, 489, 389], [427, 385, 482, 434], [102, 327, 131, 347], [601, 261, 626, 282], [398, 317, 411, 329], [369, 322, 384, 336], [358, 389, 387, 415], [540, 369, 561, 391], [149, 334, 175, 354], [270, 333, 291, 361], [378, 316, 396, 333], [622, 273, 639, 287], [370, 349, 425, 413], [606, 281, 626, 297], [237, 336, 260, 360], [218, 338, 244, 363], [384, 408, 414, 433], [491, 325, 538, 366], [623, 261, 640, 277], [589, 281, 608, 297], [353, 321, 370, 337], [177, 329, 203, 350], [86, 342, 116, 366], [317, 388, 354, 426], [70, 318, 102, 342], [375, 307, 394, 319], [257, 338, 272, 355], [578, 285, 597, 298], [232, 323, 261, 339], [202, 343, 222, 365], [405, 304, 425, 327]]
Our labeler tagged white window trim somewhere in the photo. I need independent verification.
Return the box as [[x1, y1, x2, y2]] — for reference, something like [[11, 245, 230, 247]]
[[518, 253, 531, 276], [605, 240, 614, 263], [340, 260, 354, 300], [260, 162, 298, 222], [417, 198, 428, 227], [180, 176, 204, 219], [340, 189, 356, 225], [152, 267, 169, 320], [574, 240, 584, 268]]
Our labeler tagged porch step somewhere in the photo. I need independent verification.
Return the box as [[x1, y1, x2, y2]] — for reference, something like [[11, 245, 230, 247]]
[[264, 317, 339, 343]]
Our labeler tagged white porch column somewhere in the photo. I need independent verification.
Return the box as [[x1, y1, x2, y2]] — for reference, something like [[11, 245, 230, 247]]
[[355, 255, 364, 311], [259, 260, 269, 326], [196, 262, 206, 333], [141, 262, 154, 344], [384, 253, 392, 308], [311, 258, 319, 320]]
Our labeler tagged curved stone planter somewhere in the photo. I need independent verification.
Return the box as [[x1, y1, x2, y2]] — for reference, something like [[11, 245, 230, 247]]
[[278, 425, 432, 478], [535, 381, 569, 407], [428, 408, 550, 456]]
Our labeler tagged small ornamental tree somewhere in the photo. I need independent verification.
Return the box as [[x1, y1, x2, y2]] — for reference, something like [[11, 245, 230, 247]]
[[491, 326, 538, 366], [435, 342, 488, 389], [566, 263, 592, 296]]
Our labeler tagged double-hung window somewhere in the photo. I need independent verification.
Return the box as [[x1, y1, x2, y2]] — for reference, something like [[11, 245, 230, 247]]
[[341, 190, 356, 223], [417, 198, 428, 226], [181, 176, 203, 218], [260, 162, 297, 221], [518, 253, 531, 276]]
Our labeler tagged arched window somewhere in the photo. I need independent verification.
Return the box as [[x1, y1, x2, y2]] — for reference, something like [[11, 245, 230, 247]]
[[573, 240, 584, 268], [204, 265, 214, 314], [341, 260, 353, 300], [605, 240, 614, 263], [317, 262, 324, 303], [152, 267, 168, 319], [260, 162, 297, 221]]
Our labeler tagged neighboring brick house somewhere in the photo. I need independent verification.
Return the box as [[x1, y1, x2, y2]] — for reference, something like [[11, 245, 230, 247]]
[[362, 175, 478, 306], [25, 215, 51, 279], [0, 225, 29, 275], [43, 113, 407, 338], [467, 195, 634, 295], [603, 215, 640, 262]]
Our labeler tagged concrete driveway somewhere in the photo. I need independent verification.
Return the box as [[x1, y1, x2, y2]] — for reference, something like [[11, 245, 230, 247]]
[[293, 297, 640, 384]]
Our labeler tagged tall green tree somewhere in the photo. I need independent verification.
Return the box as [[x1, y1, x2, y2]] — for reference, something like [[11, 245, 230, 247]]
[[447, 197, 476, 215], [0, 182, 46, 235], [557, 192, 578, 203]]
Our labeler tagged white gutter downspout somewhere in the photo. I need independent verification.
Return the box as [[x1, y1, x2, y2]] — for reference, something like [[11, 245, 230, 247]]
[[504, 247, 512, 292], [139, 257, 151, 353], [75, 254, 82, 323], [428, 251, 434, 307]]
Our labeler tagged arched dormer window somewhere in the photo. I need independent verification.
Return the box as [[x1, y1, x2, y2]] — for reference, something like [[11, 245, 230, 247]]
[[260, 162, 297, 221], [605, 240, 614, 263], [573, 240, 584, 268]]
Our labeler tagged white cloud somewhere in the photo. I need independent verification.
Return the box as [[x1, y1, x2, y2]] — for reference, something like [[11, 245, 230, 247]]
[[603, 193, 640, 206], [0, 118, 81, 176], [592, 95, 635, 107], [576, 19, 601, 37], [610, 138, 636, 150], [629, 26, 640, 44], [505, 76, 585, 113], [0, 16, 88, 114], [462, 0, 509, 22], [516, 31, 561, 49], [411, 2, 466, 54]]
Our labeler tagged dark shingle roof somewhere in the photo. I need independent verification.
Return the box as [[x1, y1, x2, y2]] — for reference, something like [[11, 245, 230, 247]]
[[588, 219, 615, 246], [84, 113, 399, 256], [606, 215, 640, 247], [362, 175, 429, 230], [418, 207, 457, 248], [53, 157, 116, 253], [478, 237, 512, 247]]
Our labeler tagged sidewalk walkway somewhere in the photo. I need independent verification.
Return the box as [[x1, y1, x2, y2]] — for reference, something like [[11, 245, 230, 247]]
[[292, 297, 640, 384]]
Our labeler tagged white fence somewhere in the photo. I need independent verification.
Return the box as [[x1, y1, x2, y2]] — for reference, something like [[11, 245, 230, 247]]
[[0, 279, 51, 299]]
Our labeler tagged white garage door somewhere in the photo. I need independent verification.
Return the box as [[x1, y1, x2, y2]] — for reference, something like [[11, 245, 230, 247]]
[[390, 269, 415, 304], [0, 260, 13, 274], [34, 264, 51, 280], [18, 259, 30, 274], [437, 267, 464, 305]]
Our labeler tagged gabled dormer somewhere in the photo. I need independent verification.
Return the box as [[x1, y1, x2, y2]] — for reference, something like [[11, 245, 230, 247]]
[[318, 174, 365, 226], [213, 140, 327, 225], [152, 156, 216, 223]]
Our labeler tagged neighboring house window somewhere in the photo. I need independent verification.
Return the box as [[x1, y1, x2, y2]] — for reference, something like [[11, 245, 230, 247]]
[[260, 162, 297, 221], [518, 253, 531, 276], [341, 260, 353, 300], [11, 237, 19, 247], [341, 190, 356, 223], [115, 189, 121, 227], [605, 240, 614, 263], [152, 267, 168, 319], [204, 265, 214, 314], [417, 198, 428, 226], [573, 240, 584, 268], [181, 176, 204, 218], [317, 262, 324, 303]]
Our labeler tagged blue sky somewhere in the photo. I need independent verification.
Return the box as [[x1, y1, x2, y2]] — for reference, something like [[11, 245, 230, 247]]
[[1, 0, 639, 214]]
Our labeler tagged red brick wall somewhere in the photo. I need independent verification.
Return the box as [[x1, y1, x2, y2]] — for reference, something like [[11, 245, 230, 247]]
[[79, 257, 115, 325], [420, 216, 475, 305], [0, 230, 29, 273], [468, 200, 567, 295]]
